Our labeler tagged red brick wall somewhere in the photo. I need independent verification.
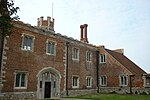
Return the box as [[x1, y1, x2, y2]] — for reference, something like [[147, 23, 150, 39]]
[[99, 47, 144, 88], [67, 44, 97, 89], [2, 24, 97, 93], [2, 27, 65, 92]]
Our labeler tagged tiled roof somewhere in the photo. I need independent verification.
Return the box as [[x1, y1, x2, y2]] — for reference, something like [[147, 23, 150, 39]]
[[105, 49, 147, 75]]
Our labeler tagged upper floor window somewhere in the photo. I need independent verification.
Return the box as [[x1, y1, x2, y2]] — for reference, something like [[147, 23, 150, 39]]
[[86, 76, 92, 88], [73, 48, 79, 60], [46, 41, 56, 55], [100, 54, 106, 63], [86, 51, 92, 62], [22, 34, 34, 51], [14, 72, 28, 89], [119, 75, 128, 86], [100, 76, 107, 86], [72, 76, 79, 88]]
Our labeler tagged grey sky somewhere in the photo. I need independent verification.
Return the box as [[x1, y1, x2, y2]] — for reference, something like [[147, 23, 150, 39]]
[[14, 0, 150, 72]]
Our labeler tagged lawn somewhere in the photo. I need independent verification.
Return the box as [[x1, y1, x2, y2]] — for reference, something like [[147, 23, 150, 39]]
[[67, 93, 150, 100]]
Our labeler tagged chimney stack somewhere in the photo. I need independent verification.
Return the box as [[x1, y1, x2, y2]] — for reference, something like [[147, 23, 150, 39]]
[[80, 25, 84, 41], [80, 24, 89, 43], [113, 49, 124, 54]]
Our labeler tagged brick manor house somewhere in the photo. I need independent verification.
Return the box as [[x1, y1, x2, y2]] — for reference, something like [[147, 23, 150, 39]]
[[0, 16, 150, 99]]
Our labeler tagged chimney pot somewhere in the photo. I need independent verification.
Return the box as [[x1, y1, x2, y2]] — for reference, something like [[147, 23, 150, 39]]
[[84, 24, 88, 27]]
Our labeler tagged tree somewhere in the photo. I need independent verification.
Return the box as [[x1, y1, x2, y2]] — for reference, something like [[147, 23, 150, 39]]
[[0, 0, 19, 86]]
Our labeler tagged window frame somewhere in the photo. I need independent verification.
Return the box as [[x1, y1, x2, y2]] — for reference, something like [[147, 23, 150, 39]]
[[72, 75, 79, 88], [86, 76, 93, 88], [14, 71, 28, 89], [100, 76, 107, 86], [119, 75, 128, 86], [72, 48, 79, 61], [46, 40, 56, 56], [21, 33, 35, 51], [100, 54, 106, 63], [86, 51, 92, 62]]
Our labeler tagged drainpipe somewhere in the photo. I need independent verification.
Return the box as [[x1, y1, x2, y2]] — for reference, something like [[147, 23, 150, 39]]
[[96, 50, 99, 93], [66, 42, 69, 96], [0, 35, 4, 87]]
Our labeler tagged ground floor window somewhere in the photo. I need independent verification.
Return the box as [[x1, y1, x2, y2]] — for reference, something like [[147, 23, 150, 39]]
[[86, 76, 92, 88], [100, 76, 107, 86], [120, 75, 128, 86], [72, 76, 79, 88], [14, 72, 28, 89]]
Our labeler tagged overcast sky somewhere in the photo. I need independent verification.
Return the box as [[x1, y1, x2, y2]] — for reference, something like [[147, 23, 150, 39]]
[[14, 0, 150, 73]]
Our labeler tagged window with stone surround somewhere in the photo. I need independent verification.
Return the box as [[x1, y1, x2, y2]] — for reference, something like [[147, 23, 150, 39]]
[[119, 75, 128, 86], [72, 76, 79, 88], [14, 72, 28, 89], [100, 76, 107, 86], [100, 54, 106, 63], [22, 34, 34, 51], [86, 76, 92, 88], [72, 48, 79, 60], [86, 51, 92, 62], [46, 40, 56, 55]]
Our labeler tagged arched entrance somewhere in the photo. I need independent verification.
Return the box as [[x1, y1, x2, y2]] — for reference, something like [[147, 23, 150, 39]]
[[37, 67, 61, 99]]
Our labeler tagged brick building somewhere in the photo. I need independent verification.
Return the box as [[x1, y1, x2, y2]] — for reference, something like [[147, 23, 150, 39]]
[[98, 46, 149, 94], [0, 16, 149, 99]]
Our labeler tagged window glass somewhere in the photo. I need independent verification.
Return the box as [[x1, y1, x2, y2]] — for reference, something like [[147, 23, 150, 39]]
[[86, 52, 92, 61], [120, 75, 128, 86], [72, 76, 79, 88], [100, 76, 107, 86], [22, 35, 34, 51], [73, 48, 79, 60], [15, 73, 20, 87], [15, 73, 27, 88], [47, 41, 55, 55], [86, 77, 92, 87], [100, 54, 106, 63]]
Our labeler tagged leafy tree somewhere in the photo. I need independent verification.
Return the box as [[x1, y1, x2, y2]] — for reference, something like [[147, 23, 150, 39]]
[[0, 0, 19, 84], [0, 0, 19, 36]]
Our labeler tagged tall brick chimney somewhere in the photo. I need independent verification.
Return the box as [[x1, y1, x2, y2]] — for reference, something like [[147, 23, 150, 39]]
[[80, 25, 84, 41], [80, 24, 89, 43], [37, 16, 55, 31]]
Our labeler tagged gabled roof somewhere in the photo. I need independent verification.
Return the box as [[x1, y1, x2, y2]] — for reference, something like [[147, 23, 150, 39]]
[[105, 49, 147, 75]]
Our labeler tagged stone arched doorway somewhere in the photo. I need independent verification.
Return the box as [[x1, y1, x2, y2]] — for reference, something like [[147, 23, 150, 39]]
[[37, 67, 61, 99]]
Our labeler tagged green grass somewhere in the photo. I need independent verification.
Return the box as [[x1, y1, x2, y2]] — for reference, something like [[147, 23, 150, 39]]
[[67, 93, 150, 100]]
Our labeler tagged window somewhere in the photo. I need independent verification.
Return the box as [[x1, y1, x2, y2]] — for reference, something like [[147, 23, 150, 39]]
[[72, 76, 79, 88], [100, 54, 106, 63], [46, 41, 56, 55], [14, 72, 28, 89], [86, 51, 92, 62], [143, 75, 150, 87], [100, 76, 107, 86], [86, 76, 92, 88], [22, 34, 34, 51], [120, 75, 128, 86], [73, 48, 79, 60]]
